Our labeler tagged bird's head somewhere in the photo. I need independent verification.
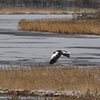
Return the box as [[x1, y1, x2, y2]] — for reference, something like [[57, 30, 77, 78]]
[[52, 50, 62, 54]]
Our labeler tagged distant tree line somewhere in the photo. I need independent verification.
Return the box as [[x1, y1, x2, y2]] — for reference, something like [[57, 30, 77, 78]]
[[0, 0, 100, 8]]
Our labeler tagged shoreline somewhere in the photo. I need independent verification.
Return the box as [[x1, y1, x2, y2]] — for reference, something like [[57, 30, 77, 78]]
[[0, 90, 99, 100], [0, 89, 97, 98], [0, 12, 72, 15]]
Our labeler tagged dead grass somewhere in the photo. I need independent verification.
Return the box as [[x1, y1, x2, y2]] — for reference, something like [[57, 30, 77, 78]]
[[0, 7, 74, 14], [0, 7, 99, 14], [18, 19, 100, 35], [0, 65, 100, 95]]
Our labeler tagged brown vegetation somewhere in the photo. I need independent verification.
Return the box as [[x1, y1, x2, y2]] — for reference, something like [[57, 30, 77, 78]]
[[0, 7, 99, 14], [18, 18, 100, 35], [0, 65, 100, 95], [0, 7, 75, 14]]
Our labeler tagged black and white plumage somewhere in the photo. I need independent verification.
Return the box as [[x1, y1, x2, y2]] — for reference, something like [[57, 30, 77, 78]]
[[49, 50, 71, 64]]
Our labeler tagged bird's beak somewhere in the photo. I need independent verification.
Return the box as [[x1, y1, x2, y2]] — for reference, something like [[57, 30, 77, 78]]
[[52, 52, 54, 54]]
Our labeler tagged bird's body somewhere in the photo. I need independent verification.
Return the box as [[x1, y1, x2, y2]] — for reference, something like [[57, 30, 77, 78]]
[[49, 50, 70, 64]]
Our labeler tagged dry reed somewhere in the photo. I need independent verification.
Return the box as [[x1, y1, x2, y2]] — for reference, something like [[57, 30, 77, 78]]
[[0, 65, 100, 95], [0, 7, 75, 14], [18, 19, 100, 35], [0, 7, 99, 14]]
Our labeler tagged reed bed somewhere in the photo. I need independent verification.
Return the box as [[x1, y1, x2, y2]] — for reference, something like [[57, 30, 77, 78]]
[[0, 7, 99, 14], [0, 7, 59, 14], [18, 19, 100, 35], [0, 7, 76, 14], [0, 65, 100, 96]]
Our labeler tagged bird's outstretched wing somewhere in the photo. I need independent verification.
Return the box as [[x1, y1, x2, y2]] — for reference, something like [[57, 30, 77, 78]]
[[49, 52, 61, 64], [62, 51, 70, 58]]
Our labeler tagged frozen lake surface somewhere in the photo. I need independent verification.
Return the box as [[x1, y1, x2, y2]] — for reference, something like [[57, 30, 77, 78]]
[[0, 14, 100, 66], [0, 14, 72, 30], [0, 30, 100, 66]]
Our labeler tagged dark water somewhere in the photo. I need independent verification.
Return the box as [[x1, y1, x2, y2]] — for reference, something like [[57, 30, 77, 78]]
[[0, 14, 100, 66]]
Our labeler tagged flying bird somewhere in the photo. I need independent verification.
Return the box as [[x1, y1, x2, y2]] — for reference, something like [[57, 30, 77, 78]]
[[49, 50, 71, 64]]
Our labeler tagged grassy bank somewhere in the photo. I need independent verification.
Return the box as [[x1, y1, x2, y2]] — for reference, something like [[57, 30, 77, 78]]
[[0, 7, 99, 14], [0, 65, 100, 95], [18, 19, 100, 35]]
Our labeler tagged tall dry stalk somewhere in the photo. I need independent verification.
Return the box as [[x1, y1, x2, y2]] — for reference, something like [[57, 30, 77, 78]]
[[0, 65, 100, 95], [18, 19, 100, 35], [0, 7, 99, 14]]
